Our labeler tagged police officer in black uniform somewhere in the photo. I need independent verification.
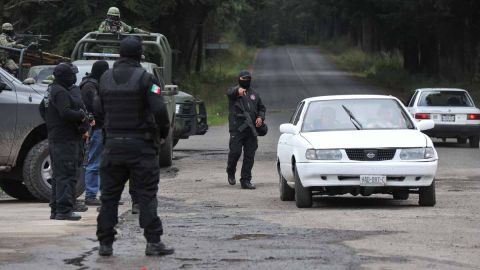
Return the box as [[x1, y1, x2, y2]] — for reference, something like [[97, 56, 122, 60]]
[[40, 63, 88, 220], [226, 70, 266, 189], [94, 37, 174, 257]]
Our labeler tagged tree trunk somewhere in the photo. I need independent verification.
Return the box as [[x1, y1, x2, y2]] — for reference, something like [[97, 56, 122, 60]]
[[195, 24, 203, 73], [403, 39, 420, 73]]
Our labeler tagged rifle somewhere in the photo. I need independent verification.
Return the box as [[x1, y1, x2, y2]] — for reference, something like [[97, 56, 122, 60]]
[[237, 98, 258, 137], [15, 33, 51, 45]]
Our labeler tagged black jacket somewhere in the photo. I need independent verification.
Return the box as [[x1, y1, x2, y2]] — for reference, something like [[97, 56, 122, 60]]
[[80, 77, 104, 129], [94, 58, 170, 140], [227, 85, 266, 134], [40, 81, 85, 142]]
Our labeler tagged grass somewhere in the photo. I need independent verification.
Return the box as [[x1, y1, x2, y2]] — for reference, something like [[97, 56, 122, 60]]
[[179, 34, 257, 126], [319, 38, 480, 102]]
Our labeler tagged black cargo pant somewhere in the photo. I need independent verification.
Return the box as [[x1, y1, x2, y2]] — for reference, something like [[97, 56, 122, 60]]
[[227, 129, 258, 182], [97, 138, 163, 244], [49, 140, 81, 215]]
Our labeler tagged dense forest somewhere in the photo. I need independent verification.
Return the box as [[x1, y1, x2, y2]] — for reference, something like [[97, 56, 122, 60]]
[[1, 0, 479, 82], [240, 0, 480, 83]]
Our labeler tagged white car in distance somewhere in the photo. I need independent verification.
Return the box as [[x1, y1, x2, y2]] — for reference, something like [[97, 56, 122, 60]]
[[277, 95, 438, 208], [406, 88, 480, 148]]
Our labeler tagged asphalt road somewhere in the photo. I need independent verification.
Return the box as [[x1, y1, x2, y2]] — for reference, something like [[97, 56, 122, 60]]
[[1, 47, 480, 269]]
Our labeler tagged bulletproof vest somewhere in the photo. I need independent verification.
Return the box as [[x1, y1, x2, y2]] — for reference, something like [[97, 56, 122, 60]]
[[100, 67, 156, 138]]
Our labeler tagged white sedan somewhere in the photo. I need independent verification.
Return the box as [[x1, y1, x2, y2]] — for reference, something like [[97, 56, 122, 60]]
[[277, 95, 438, 208], [406, 88, 480, 148]]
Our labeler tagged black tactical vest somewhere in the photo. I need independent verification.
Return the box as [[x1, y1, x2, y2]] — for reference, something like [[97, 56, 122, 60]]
[[99, 67, 156, 139]]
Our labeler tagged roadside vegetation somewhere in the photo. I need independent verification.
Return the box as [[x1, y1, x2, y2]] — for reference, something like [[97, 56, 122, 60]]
[[320, 38, 480, 102], [179, 34, 256, 126]]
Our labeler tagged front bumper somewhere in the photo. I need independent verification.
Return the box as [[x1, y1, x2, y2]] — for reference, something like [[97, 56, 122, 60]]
[[295, 160, 437, 188], [424, 124, 480, 138], [174, 100, 208, 139]]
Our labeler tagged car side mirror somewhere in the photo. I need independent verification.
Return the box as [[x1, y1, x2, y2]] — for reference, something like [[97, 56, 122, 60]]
[[23, 78, 36, 85], [416, 119, 434, 131], [279, 123, 297, 134], [164, 84, 179, 96]]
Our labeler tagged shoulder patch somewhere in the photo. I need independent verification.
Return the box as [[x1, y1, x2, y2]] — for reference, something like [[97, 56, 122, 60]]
[[250, 94, 256, 100], [151, 84, 162, 95]]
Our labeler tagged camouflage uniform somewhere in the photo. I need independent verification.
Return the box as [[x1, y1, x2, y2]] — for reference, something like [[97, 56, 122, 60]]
[[0, 33, 21, 72], [98, 20, 147, 34]]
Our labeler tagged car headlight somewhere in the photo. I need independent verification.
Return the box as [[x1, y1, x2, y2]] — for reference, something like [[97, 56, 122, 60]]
[[400, 147, 435, 160], [175, 104, 181, 114], [306, 149, 342, 160]]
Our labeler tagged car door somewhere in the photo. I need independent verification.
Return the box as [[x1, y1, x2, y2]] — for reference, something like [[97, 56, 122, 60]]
[[0, 72, 18, 164], [278, 101, 304, 180]]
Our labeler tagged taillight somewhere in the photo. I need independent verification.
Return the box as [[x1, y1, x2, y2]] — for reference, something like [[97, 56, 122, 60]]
[[467, 114, 480, 120], [415, 113, 430, 119]]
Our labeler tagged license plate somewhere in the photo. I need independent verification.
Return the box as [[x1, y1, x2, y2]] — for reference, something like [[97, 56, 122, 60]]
[[360, 175, 386, 186], [442, 114, 455, 122]]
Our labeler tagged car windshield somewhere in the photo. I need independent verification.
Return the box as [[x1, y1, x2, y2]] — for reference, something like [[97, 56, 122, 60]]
[[28, 66, 55, 82], [418, 91, 473, 107], [302, 99, 415, 132]]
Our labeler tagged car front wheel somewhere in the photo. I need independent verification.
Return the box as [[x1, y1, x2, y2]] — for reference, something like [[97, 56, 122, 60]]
[[294, 165, 312, 208], [278, 168, 295, 201], [419, 180, 436, 207]]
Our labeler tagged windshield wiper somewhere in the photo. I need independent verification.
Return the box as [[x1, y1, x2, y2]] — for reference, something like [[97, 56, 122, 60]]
[[342, 105, 363, 130]]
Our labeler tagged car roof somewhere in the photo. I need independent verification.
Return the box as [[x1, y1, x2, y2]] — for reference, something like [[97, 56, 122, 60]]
[[415, 88, 467, 92], [303, 95, 398, 103]]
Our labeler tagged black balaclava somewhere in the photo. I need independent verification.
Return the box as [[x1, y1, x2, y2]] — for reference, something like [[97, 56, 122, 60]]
[[53, 62, 78, 88], [90, 60, 109, 81], [4, 30, 14, 37], [119, 36, 143, 62], [238, 70, 252, 89]]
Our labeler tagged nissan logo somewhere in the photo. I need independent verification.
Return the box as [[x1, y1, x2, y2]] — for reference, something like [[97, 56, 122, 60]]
[[366, 152, 376, 159]]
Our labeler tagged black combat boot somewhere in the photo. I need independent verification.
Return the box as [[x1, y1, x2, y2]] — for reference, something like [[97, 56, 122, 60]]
[[55, 212, 82, 221], [240, 180, 256, 190], [99, 242, 113, 256], [131, 203, 140, 214], [50, 212, 56, 220], [85, 198, 102, 206], [145, 241, 175, 256], [227, 173, 236, 185], [74, 202, 88, 212]]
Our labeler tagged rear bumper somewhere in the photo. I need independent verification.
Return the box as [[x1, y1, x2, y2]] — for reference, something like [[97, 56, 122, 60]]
[[174, 100, 208, 139], [424, 124, 480, 138], [295, 160, 437, 188]]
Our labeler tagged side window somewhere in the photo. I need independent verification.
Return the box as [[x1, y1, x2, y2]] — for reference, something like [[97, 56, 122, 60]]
[[407, 91, 418, 107], [292, 102, 305, 125]]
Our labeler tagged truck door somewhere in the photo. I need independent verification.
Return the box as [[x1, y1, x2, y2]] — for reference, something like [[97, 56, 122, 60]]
[[0, 73, 17, 164]]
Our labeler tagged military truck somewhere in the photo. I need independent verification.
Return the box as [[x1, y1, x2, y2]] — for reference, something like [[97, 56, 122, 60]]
[[70, 32, 207, 151], [0, 66, 85, 201]]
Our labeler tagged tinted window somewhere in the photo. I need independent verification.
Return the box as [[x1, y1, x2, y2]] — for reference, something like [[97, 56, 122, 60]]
[[418, 91, 473, 107], [302, 99, 414, 132]]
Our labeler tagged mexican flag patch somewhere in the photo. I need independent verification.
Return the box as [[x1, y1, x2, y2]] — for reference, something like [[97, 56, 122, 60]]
[[151, 84, 162, 95]]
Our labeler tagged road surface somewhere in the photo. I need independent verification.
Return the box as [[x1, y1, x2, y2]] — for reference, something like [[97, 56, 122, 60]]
[[1, 47, 479, 269]]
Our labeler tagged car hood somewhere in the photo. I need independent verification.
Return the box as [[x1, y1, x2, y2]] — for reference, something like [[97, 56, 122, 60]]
[[301, 129, 428, 149]]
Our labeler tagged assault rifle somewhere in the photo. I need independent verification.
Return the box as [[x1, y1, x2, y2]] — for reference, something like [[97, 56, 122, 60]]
[[237, 100, 258, 137], [15, 33, 50, 45]]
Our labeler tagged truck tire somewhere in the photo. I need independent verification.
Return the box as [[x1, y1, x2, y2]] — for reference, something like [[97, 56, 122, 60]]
[[0, 179, 36, 201], [159, 130, 173, 167], [22, 140, 85, 202], [419, 180, 436, 207], [294, 165, 312, 208]]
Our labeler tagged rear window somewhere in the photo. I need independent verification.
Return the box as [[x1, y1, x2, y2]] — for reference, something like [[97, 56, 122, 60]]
[[418, 91, 473, 107]]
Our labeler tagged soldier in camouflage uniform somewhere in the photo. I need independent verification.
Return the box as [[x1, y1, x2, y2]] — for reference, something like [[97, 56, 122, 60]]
[[0, 23, 24, 74], [98, 7, 149, 34]]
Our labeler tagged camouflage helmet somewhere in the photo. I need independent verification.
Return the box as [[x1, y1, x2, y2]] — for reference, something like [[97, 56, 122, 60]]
[[107, 7, 120, 17], [2, 23, 13, 31]]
